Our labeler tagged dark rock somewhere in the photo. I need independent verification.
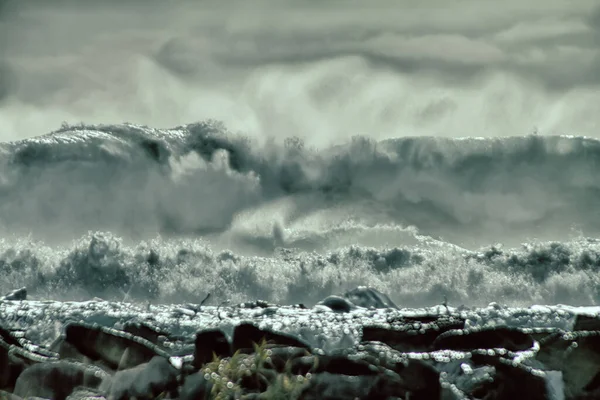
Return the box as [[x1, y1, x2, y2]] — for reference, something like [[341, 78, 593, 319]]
[[342, 286, 398, 309], [396, 359, 442, 400], [238, 300, 271, 309], [536, 331, 572, 370], [298, 372, 375, 399], [179, 371, 213, 400], [193, 328, 231, 369], [101, 356, 178, 400], [122, 322, 163, 345], [2, 288, 27, 301], [297, 370, 416, 400], [0, 390, 23, 399], [13, 360, 107, 400], [59, 322, 168, 371], [1, 329, 52, 390], [574, 315, 600, 331], [538, 331, 600, 399], [0, 326, 22, 347], [317, 295, 356, 312], [66, 388, 107, 400], [232, 323, 311, 352], [433, 327, 535, 352], [470, 354, 548, 400], [361, 316, 465, 352], [291, 354, 379, 376]]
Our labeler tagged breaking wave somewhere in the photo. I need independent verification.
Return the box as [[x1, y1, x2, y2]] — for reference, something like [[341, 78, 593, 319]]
[[1, 120, 600, 306], [2, 121, 600, 246], [1, 232, 600, 307]]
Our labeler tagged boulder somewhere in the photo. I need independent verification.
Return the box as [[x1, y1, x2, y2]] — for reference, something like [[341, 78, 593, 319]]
[[56, 322, 167, 371], [361, 316, 465, 352], [342, 287, 398, 309], [13, 360, 107, 400], [193, 328, 231, 369], [2, 288, 27, 301], [232, 323, 311, 353], [432, 327, 535, 352], [101, 356, 178, 400]]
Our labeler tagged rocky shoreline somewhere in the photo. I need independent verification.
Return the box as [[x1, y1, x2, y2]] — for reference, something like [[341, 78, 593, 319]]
[[0, 287, 599, 399]]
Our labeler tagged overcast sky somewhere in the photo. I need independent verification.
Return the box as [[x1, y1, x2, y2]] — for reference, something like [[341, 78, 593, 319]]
[[0, 0, 599, 144]]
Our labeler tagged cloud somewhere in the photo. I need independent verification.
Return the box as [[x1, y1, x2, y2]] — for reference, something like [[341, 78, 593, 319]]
[[1, 0, 600, 142]]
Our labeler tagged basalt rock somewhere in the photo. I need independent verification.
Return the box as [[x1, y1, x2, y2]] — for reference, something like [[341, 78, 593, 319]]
[[101, 356, 179, 400], [193, 328, 231, 369], [361, 315, 465, 352], [232, 323, 312, 352], [537, 330, 600, 399], [469, 353, 549, 400], [179, 371, 213, 400], [342, 286, 399, 309], [0, 326, 54, 391], [317, 296, 356, 312], [54, 322, 169, 371], [12, 360, 107, 400], [2, 288, 27, 301], [432, 326, 535, 352]]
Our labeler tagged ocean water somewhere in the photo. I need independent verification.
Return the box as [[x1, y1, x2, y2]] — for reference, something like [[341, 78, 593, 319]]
[[1, 120, 600, 308]]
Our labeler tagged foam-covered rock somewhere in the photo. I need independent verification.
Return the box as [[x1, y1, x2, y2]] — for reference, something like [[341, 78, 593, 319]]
[[432, 327, 535, 352], [538, 330, 600, 399], [56, 322, 168, 371], [361, 315, 465, 352]]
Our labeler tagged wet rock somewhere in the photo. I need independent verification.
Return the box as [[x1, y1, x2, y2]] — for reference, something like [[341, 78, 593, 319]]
[[470, 354, 549, 400], [122, 322, 163, 345], [298, 372, 376, 399], [317, 295, 356, 312], [398, 359, 442, 399], [0, 327, 51, 390], [574, 315, 600, 332], [13, 360, 107, 400], [66, 388, 107, 400], [342, 286, 398, 309], [2, 288, 27, 301], [0, 390, 23, 400], [193, 328, 231, 369], [433, 327, 535, 352], [179, 371, 213, 400], [232, 323, 311, 352], [538, 331, 600, 399], [298, 370, 419, 400], [361, 315, 465, 352], [291, 354, 379, 376], [56, 322, 168, 371], [101, 356, 178, 400]]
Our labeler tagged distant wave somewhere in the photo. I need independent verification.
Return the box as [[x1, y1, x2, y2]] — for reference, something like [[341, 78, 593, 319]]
[[1, 232, 600, 307], [1, 120, 600, 248]]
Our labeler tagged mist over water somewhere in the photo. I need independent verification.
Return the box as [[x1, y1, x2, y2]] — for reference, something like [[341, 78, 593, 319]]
[[1, 0, 600, 307]]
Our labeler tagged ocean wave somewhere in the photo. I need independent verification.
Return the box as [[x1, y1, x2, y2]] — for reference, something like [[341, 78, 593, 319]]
[[1, 232, 600, 307], [1, 120, 600, 248]]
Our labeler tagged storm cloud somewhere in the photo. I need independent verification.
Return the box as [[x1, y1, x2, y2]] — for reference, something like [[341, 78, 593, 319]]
[[0, 0, 599, 143]]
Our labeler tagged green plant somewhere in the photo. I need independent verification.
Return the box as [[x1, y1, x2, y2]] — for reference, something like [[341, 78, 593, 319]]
[[201, 340, 310, 399]]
